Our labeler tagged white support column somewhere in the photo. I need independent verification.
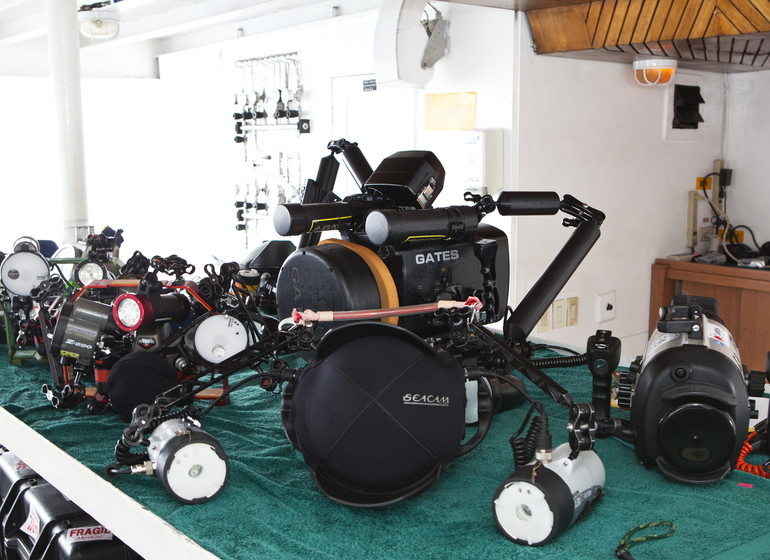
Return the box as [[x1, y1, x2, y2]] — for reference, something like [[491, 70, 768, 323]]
[[45, 0, 90, 245]]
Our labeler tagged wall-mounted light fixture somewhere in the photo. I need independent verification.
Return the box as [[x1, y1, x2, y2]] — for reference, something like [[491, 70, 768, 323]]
[[633, 58, 677, 86], [77, 2, 121, 41]]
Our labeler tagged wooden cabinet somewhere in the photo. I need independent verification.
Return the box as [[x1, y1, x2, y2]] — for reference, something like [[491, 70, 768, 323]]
[[650, 259, 770, 372]]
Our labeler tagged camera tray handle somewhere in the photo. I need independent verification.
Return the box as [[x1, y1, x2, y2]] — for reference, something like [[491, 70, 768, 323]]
[[327, 138, 373, 190]]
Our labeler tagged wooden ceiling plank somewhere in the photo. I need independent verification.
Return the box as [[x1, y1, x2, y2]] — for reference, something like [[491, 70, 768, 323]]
[[718, 35, 731, 62], [731, 36, 749, 63], [619, 0, 645, 44], [586, 1, 603, 31], [674, 37, 697, 59], [657, 38, 678, 56], [703, 36, 719, 60], [735, 0, 770, 24], [760, 49, 770, 67], [722, 35, 735, 62], [742, 37, 760, 64], [662, 39, 683, 59], [579, 2, 591, 21], [643, 40, 669, 56], [675, 0, 706, 40], [687, 37, 708, 60], [632, 0, 662, 43], [719, 1, 766, 33], [617, 42, 641, 53], [606, 0, 631, 46], [593, 1, 618, 48], [630, 41, 655, 54], [754, 38, 770, 66], [661, 1, 688, 39], [646, 0, 674, 42], [520, 0, 768, 72], [691, 1, 716, 37], [527, 6, 594, 53], [708, 13, 743, 36]]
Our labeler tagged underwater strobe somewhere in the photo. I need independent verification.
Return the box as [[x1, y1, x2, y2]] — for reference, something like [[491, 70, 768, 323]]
[[492, 443, 605, 546], [111, 407, 230, 505], [146, 417, 229, 504]]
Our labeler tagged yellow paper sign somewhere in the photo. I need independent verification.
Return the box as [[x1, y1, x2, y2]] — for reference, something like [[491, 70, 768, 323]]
[[424, 92, 476, 131]]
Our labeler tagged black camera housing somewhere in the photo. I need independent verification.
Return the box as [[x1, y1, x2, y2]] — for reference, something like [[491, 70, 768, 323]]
[[620, 296, 754, 484], [274, 150, 509, 336]]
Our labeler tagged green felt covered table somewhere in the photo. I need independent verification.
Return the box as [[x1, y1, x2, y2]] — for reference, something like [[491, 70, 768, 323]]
[[0, 351, 768, 559]]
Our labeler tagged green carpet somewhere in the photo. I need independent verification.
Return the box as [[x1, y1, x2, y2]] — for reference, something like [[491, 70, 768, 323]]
[[1, 350, 767, 559]]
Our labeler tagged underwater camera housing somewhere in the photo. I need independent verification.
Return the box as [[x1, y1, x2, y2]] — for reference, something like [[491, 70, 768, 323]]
[[617, 295, 766, 484], [273, 147, 509, 336]]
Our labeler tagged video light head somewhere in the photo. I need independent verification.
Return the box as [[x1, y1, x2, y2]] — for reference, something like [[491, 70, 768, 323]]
[[362, 150, 444, 209]]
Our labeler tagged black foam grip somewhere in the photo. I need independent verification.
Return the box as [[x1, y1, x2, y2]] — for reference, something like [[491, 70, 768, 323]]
[[273, 202, 361, 236], [365, 206, 479, 246], [496, 191, 561, 215]]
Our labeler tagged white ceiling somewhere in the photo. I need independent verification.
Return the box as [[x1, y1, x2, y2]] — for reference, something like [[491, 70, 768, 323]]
[[0, 0, 363, 49]]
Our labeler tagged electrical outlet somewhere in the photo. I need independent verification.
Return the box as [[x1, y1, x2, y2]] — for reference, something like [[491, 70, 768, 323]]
[[699, 225, 714, 243], [567, 297, 579, 326], [596, 291, 616, 323], [537, 308, 551, 333], [552, 299, 566, 329]]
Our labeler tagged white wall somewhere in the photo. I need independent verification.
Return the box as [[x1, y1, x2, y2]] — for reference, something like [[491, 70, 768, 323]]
[[0, 75, 207, 259], [152, 9, 391, 265], [0, 10, 390, 269], [514, 24, 728, 359], [724, 71, 770, 248], [0, 37, 163, 78], [0, 76, 62, 249]]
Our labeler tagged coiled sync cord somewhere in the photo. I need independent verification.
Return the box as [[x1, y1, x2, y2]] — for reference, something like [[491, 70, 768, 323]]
[[106, 404, 198, 475], [735, 421, 770, 479]]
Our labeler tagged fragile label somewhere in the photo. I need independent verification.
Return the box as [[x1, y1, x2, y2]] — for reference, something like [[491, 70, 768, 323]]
[[65, 525, 113, 543], [21, 508, 40, 542]]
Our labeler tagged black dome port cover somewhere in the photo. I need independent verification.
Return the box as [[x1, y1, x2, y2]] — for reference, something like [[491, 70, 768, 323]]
[[107, 352, 179, 422], [285, 322, 466, 506]]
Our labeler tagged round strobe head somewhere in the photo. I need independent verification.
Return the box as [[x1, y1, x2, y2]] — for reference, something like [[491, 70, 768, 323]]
[[149, 420, 229, 504], [493, 446, 605, 546], [193, 314, 248, 364], [74, 260, 108, 287], [493, 477, 564, 546], [0, 250, 50, 297]]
